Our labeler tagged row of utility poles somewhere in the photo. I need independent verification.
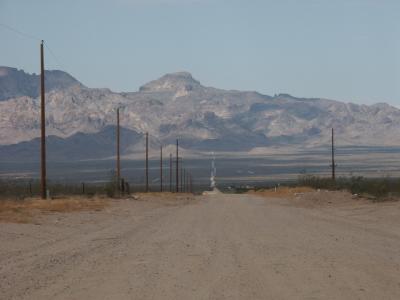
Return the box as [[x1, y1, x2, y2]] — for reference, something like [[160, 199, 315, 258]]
[[143, 134, 193, 193], [116, 110, 193, 193], [114, 112, 335, 192], [39, 41, 193, 199], [38, 40, 335, 199]]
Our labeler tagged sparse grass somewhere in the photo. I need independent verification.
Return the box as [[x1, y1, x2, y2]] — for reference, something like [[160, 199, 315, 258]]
[[136, 192, 194, 201], [136, 192, 191, 197], [297, 174, 400, 201], [0, 196, 108, 223], [0, 174, 127, 200], [249, 186, 315, 198], [245, 175, 400, 202]]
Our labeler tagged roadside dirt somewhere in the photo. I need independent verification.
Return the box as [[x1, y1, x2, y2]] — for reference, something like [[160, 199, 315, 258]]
[[0, 196, 108, 223], [1, 192, 399, 299]]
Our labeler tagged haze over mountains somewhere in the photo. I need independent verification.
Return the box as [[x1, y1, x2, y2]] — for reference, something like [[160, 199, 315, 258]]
[[1, 66, 400, 161]]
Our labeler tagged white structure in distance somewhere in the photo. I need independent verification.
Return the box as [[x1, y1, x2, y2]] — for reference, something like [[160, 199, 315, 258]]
[[210, 152, 216, 189]]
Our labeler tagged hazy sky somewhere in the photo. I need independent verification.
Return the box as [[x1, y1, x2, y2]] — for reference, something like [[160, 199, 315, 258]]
[[1, 0, 399, 105]]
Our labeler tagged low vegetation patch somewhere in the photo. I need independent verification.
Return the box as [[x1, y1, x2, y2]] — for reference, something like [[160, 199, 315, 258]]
[[243, 175, 400, 202], [298, 175, 400, 201], [249, 186, 315, 198], [0, 197, 108, 223]]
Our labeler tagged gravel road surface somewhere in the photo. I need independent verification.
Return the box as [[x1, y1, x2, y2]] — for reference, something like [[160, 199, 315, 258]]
[[1, 193, 400, 299]]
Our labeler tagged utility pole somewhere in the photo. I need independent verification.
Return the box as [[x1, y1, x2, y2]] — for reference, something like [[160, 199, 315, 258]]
[[160, 145, 163, 192], [116, 108, 121, 190], [180, 163, 184, 193], [169, 153, 172, 192], [188, 173, 191, 193], [331, 128, 336, 181], [40, 40, 47, 199], [176, 139, 179, 193], [188, 172, 191, 193], [186, 171, 189, 193], [146, 132, 149, 192], [183, 169, 186, 193]]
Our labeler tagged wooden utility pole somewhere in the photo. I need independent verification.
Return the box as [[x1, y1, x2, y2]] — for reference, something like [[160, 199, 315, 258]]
[[169, 153, 172, 192], [40, 40, 47, 199], [190, 174, 193, 194], [331, 128, 336, 181], [176, 139, 179, 193], [183, 169, 186, 193], [116, 108, 121, 190], [180, 163, 183, 193], [186, 171, 189, 193], [160, 145, 163, 192], [188, 172, 190, 193], [146, 132, 149, 192]]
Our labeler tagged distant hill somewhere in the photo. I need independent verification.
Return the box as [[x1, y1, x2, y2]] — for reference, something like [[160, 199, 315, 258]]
[[0, 126, 141, 161], [1, 67, 400, 161]]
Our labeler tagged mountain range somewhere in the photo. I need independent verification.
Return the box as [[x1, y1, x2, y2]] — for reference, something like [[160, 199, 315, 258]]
[[1, 65, 400, 161]]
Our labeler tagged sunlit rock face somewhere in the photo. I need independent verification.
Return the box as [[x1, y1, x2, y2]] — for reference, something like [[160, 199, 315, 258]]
[[1, 67, 400, 160]]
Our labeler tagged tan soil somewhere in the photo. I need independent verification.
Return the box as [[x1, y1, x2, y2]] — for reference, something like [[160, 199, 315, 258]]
[[0, 196, 108, 223]]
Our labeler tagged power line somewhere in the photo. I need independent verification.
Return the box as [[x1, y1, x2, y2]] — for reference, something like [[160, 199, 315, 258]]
[[0, 23, 41, 41], [1, 23, 70, 74], [44, 42, 66, 71]]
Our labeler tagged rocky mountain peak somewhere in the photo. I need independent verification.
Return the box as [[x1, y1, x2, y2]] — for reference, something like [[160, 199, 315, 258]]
[[0, 67, 11, 77], [139, 71, 201, 92], [2, 66, 400, 156], [0, 66, 83, 101]]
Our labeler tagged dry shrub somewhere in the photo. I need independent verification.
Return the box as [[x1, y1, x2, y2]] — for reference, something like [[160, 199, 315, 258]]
[[298, 175, 400, 201], [134, 192, 195, 206], [0, 197, 108, 223], [136, 192, 191, 198], [249, 186, 315, 198]]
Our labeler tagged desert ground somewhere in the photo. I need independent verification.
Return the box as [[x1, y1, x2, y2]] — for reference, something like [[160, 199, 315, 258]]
[[1, 191, 400, 299]]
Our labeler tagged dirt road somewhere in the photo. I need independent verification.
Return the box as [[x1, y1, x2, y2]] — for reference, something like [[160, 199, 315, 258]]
[[1, 193, 400, 299]]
